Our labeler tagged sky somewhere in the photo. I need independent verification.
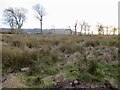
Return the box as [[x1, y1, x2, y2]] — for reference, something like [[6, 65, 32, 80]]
[[0, 0, 119, 33]]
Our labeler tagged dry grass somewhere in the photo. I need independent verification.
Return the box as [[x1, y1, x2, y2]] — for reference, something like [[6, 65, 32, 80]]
[[2, 34, 118, 88]]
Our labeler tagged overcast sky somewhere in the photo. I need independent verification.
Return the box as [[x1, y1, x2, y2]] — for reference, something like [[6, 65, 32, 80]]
[[0, 0, 119, 32]]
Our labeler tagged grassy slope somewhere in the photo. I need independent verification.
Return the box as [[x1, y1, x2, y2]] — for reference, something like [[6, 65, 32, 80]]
[[2, 34, 118, 88]]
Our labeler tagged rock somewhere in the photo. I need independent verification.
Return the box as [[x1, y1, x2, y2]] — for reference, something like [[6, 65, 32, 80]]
[[21, 67, 29, 72], [74, 80, 79, 84], [69, 82, 72, 85], [72, 79, 80, 86]]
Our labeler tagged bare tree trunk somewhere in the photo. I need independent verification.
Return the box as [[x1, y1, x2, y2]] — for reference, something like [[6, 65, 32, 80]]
[[54, 29, 55, 37], [106, 26, 109, 35], [40, 16, 43, 35], [74, 21, 77, 35], [84, 26, 86, 35], [102, 28, 104, 35], [10, 19, 13, 33], [41, 21, 42, 34], [88, 30, 90, 35], [80, 27, 82, 34], [113, 31, 115, 35], [75, 27, 77, 35], [87, 26, 90, 35], [80, 24, 83, 35], [91, 31, 93, 35], [70, 30, 72, 35]]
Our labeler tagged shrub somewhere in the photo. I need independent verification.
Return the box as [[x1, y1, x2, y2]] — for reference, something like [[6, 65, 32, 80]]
[[85, 40, 100, 47], [12, 40, 22, 47], [50, 53, 59, 63], [77, 73, 95, 82], [88, 61, 98, 75], [52, 40, 59, 45], [2, 47, 36, 73], [26, 42, 34, 48], [108, 40, 118, 47], [59, 43, 83, 54], [26, 76, 42, 85], [34, 76, 42, 85], [44, 65, 59, 75]]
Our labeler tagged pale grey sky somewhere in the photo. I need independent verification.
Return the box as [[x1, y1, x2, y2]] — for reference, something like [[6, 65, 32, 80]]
[[0, 0, 118, 32]]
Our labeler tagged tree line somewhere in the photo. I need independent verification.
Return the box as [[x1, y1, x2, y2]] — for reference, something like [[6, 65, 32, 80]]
[[2, 3, 118, 35], [66, 21, 118, 35]]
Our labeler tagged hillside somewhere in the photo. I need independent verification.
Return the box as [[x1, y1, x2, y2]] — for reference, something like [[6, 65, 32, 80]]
[[0, 28, 73, 35], [2, 34, 118, 89]]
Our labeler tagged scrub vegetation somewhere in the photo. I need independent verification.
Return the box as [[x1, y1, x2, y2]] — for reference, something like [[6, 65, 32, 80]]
[[2, 34, 118, 88]]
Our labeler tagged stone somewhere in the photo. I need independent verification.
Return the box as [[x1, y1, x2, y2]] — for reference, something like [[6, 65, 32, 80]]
[[21, 67, 29, 72]]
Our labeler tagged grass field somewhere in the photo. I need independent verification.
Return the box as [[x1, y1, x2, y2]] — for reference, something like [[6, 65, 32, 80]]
[[2, 34, 118, 88]]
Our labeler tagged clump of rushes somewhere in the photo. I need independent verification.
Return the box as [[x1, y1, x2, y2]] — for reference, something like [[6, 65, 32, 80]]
[[88, 60, 98, 75]]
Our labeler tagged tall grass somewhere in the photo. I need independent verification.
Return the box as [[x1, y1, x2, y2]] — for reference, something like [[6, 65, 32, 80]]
[[2, 34, 118, 87]]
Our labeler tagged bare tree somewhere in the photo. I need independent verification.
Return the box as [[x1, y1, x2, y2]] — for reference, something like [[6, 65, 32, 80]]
[[3, 7, 27, 33], [51, 25, 55, 37], [74, 20, 78, 35], [68, 20, 78, 35], [87, 25, 91, 35], [109, 26, 118, 35], [96, 24, 104, 35], [79, 22, 84, 35], [91, 31, 94, 35], [112, 27, 118, 35], [82, 21, 90, 35], [33, 4, 46, 35], [66, 26, 73, 35], [83, 22, 87, 35], [104, 26, 109, 35]]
